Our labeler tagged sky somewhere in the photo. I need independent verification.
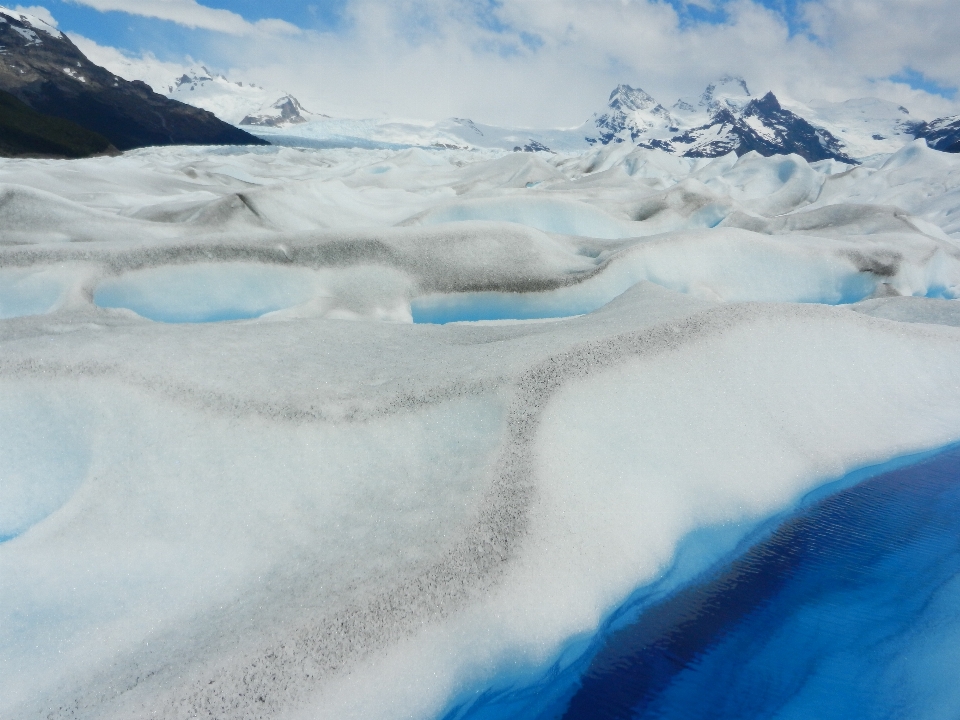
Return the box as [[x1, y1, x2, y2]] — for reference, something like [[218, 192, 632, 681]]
[[11, 0, 960, 126]]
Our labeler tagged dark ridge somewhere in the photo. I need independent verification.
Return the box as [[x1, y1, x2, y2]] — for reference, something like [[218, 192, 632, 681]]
[[912, 115, 960, 153], [0, 88, 114, 158], [636, 138, 676, 153], [513, 140, 553, 153], [0, 13, 268, 150]]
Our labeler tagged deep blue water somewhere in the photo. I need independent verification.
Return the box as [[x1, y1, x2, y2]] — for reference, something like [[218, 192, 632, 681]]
[[442, 444, 960, 720]]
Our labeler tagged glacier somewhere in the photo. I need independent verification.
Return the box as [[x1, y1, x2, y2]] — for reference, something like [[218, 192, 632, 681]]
[[2, 139, 960, 719]]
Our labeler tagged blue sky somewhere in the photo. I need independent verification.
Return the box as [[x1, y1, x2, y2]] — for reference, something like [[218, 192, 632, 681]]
[[662, 0, 805, 33], [38, 0, 811, 51], [20, 0, 960, 124]]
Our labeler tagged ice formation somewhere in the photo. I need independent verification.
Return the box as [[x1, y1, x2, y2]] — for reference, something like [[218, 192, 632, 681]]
[[2, 139, 960, 719]]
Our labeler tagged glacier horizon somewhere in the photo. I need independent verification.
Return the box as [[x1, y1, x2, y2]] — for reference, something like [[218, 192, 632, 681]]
[[152, 75, 960, 162], [3, 132, 960, 719]]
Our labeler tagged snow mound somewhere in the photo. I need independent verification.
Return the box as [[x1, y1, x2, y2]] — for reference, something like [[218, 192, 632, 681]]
[[406, 195, 638, 239]]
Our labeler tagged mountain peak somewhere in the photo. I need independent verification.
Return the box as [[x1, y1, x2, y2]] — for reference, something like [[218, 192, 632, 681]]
[[608, 84, 659, 112], [587, 84, 675, 145], [743, 91, 782, 114], [241, 95, 312, 127]]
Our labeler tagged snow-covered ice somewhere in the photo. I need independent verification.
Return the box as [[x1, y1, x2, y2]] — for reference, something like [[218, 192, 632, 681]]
[[3, 140, 960, 719]]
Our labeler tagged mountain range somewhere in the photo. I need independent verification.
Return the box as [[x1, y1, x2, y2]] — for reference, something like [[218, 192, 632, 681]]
[[0, 5, 265, 156], [571, 77, 958, 162], [184, 73, 957, 164], [2, 5, 958, 163], [587, 78, 856, 163], [576, 75, 959, 163]]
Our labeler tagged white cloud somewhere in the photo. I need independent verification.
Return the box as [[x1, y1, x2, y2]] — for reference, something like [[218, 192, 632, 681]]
[[45, 0, 960, 125], [65, 0, 300, 36], [70, 33, 194, 92], [802, 0, 960, 87], [199, 0, 957, 126]]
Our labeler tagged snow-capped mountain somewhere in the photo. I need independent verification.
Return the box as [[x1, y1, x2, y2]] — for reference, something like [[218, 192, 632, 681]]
[[668, 92, 855, 162], [578, 78, 854, 163], [580, 78, 960, 162], [586, 84, 677, 145], [162, 66, 321, 128], [241, 96, 312, 127]]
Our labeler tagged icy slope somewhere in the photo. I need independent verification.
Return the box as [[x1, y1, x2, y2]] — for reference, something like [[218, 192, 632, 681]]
[[162, 67, 320, 128], [783, 97, 919, 159], [2, 142, 960, 719]]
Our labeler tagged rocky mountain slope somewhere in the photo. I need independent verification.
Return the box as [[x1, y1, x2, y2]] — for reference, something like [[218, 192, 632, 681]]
[[0, 6, 267, 150], [0, 87, 113, 157], [913, 115, 960, 153]]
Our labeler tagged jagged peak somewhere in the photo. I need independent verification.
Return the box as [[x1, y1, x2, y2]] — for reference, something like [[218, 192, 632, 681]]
[[742, 91, 782, 114], [271, 95, 304, 112], [240, 93, 318, 127], [608, 84, 659, 112], [707, 107, 740, 126]]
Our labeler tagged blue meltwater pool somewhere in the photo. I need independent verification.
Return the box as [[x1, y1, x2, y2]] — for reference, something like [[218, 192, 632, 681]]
[[443, 444, 960, 720], [564, 445, 960, 719]]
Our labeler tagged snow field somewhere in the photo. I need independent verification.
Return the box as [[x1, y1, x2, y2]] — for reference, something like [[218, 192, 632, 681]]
[[2, 140, 960, 718]]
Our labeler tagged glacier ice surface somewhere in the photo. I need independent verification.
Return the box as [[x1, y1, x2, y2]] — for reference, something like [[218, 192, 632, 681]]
[[2, 141, 960, 719]]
